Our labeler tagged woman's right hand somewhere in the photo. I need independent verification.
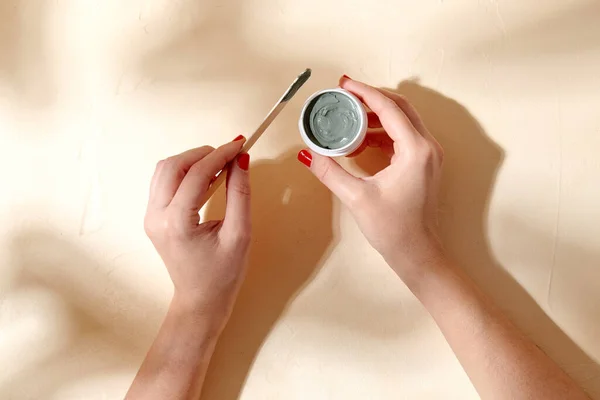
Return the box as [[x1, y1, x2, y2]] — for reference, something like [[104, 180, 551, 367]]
[[297, 77, 445, 280], [144, 138, 252, 325]]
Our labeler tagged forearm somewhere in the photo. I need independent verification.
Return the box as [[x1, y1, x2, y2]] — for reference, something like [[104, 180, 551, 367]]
[[125, 293, 225, 400], [394, 254, 589, 400]]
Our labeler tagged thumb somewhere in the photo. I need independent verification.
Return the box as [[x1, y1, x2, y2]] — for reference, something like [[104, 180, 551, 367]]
[[222, 153, 251, 243], [298, 149, 364, 206]]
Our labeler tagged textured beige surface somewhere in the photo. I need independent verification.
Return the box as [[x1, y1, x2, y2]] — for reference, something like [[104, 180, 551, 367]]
[[1, 0, 600, 399]]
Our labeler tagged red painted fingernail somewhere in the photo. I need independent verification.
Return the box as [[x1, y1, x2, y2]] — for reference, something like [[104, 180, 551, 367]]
[[297, 149, 312, 167], [237, 153, 250, 171], [341, 74, 352, 81], [210, 174, 218, 183], [233, 135, 245, 142]]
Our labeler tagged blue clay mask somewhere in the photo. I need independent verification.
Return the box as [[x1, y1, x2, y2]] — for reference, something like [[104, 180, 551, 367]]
[[304, 92, 360, 150]]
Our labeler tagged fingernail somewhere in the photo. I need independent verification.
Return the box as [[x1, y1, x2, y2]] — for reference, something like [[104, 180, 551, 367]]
[[237, 153, 250, 171], [233, 135, 245, 142], [341, 74, 352, 81], [297, 149, 312, 168], [210, 174, 218, 184]]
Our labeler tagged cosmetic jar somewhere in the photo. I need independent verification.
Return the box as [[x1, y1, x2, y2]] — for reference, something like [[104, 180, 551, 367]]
[[299, 88, 367, 157]]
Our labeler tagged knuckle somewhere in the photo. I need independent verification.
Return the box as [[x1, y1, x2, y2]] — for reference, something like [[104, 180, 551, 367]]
[[143, 214, 158, 237], [224, 225, 252, 248], [206, 148, 231, 172], [232, 179, 251, 197], [155, 159, 166, 170], [234, 228, 252, 246], [347, 185, 374, 209], [382, 96, 399, 110], [188, 160, 204, 173], [436, 143, 445, 162], [421, 140, 443, 164], [412, 142, 436, 164], [144, 211, 186, 241], [164, 210, 189, 239], [383, 96, 398, 107], [315, 161, 332, 182], [187, 161, 211, 184], [217, 153, 230, 168], [162, 156, 181, 171], [422, 143, 435, 158]]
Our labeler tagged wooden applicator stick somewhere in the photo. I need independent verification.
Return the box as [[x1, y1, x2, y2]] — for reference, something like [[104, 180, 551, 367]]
[[199, 68, 312, 209]]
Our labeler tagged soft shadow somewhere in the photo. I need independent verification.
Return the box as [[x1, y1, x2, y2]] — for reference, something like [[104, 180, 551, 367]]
[[353, 80, 600, 396], [201, 150, 336, 400], [496, 214, 600, 389], [458, 1, 600, 97], [0, 0, 54, 107], [0, 231, 161, 398]]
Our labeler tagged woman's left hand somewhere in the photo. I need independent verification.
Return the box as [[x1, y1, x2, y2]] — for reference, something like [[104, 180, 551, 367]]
[[144, 136, 251, 327]]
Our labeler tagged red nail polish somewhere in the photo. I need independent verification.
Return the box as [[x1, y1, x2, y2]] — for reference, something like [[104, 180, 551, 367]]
[[237, 153, 250, 171], [233, 135, 245, 142], [297, 149, 312, 168], [341, 74, 352, 81]]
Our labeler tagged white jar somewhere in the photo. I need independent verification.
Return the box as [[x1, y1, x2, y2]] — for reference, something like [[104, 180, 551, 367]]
[[298, 88, 367, 157]]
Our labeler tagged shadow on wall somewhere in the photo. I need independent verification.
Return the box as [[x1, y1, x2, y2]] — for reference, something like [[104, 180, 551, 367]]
[[496, 213, 600, 386], [458, 0, 600, 96], [356, 80, 600, 397], [0, 231, 162, 399], [0, 0, 54, 107], [201, 150, 337, 399]]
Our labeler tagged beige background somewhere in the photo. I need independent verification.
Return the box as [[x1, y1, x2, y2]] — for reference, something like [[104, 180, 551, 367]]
[[1, 0, 600, 398]]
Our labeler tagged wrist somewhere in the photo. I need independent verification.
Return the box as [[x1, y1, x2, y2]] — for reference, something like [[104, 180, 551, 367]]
[[387, 249, 476, 312], [171, 291, 230, 336], [384, 238, 449, 291]]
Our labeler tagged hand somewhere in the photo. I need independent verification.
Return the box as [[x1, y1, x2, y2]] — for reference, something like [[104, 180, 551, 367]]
[[298, 77, 445, 279], [144, 137, 251, 326]]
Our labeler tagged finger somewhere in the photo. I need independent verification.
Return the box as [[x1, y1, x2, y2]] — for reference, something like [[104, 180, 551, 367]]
[[375, 89, 432, 140], [367, 129, 395, 159], [298, 149, 364, 206], [148, 146, 215, 209], [221, 153, 251, 242], [346, 130, 393, 158], [367, 111, 382, 128], [339, 77, 419, 144], [171, 139, 246, 211], [365, 129, 394, 147]]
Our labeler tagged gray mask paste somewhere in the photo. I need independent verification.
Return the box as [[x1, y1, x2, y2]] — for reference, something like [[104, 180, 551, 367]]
[[306, 92, 360, 149]]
